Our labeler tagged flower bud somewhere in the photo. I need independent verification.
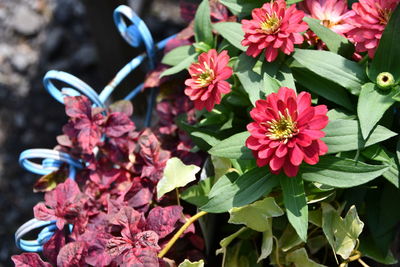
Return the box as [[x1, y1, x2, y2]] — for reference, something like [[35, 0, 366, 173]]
[[376, 72, 395, 90], [193, 42, 211, 53]]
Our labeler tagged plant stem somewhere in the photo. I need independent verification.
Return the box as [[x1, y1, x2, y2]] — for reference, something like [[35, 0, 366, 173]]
[[175, 188, 181, 207], [272, 236, 283, 267], [158, 210, 208, 258], [358, 258, 371, 267]]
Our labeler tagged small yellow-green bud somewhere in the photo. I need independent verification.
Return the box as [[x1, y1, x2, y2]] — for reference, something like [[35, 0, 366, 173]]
[[376, 72, 395, 90], [194, 42, 211, 53]]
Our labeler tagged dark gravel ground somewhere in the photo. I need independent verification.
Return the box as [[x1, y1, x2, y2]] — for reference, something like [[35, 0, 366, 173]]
[[0, 0, 183, 265]]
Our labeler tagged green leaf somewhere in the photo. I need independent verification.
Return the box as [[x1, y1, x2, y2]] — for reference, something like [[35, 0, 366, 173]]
[[160, 53, 197, 77], [157, 157, 200, 199], [357, 83, 396, 139], [286, 248, 327, 267], [365, 183, 400, 255], [361, 145, 399, 188], [235, 53, 264, 105], [262, 58, 296, 91], [292, 67, 353, 110], [279, 224, 303, 252], [287, 0, 304, 4], [209, 131, 253, 160], [303, 17, 353, 57], [219, 0, 264, 18], [322, 119, 397, 154], [327, 109, 356, 120], [228, 197, 283, 232], [307, 235, 327, 255], [218, 227, 248, 250], [280, 175, 308, 242], [178, 259, 205, 267], [201, 167, 279, 213], [258, 220, 273, 263], [191, 132, 220, 147], [211, 156, 232, 179], [300, 156, 388, 188], [292, 49, 367, 95], [359, 235, 398, 265], [263, 72, 281, 95], [322, 204, 364, 260], [369, 5, 400, 82], [309, 209, 322, 227], [194, 0, 213, 45], [224, 239, 263, 267], [161, 45, 196, 66], [213, 22, 246, 51], [180, 177, 212, 207]]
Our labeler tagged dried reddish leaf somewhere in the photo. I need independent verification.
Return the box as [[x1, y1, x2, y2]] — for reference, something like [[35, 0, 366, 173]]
[[12, 253, 52, 267], [109, 100, 134, 117], [33, 165, 68, 193], [143, 65, 168, 89]]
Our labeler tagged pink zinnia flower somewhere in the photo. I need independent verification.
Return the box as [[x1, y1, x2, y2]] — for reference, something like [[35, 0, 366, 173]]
[[299, 0, 355, 36], [184, 49, 232, 111], [241, 0, 308, 62], [346, 0, 400, 58], [246, 87, 329, 177]]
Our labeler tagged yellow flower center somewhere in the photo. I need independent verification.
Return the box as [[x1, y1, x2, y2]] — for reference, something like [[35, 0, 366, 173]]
[[260, 13, 281, 34], [321, 19, 337, 29], [195, 62, 215, 87], [265, 109, 299, 143]]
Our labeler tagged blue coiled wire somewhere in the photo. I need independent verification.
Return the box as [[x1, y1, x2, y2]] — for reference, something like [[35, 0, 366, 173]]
[[15, 5, 177, 252]]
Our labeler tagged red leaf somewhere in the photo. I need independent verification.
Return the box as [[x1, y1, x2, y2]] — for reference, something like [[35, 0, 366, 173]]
[[12, 253, 52, 267], [64, 96, 91, 119], [109, 206, 144, 239], [120, 248, 159, 267], [105, 112, 135, 138], [43, 229, 66, 266], [146, 206, 183, 239], [33, 202, 57, 222], [106, 237, 133, 258], [80, 230, 114, 267], [135, 231, 160, 250], [89, 168, 121, 190], [126, 187, 153, 209], [40, 179, 87, 230], [75, 118, 102, 154], [56, 241, 88, 267]]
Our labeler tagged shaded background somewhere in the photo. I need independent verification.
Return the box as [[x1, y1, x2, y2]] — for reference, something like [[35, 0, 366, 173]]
[[0, 0, 184, 265]]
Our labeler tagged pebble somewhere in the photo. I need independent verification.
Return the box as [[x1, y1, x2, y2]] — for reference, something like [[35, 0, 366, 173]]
[[11, 5, 44, 36]]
